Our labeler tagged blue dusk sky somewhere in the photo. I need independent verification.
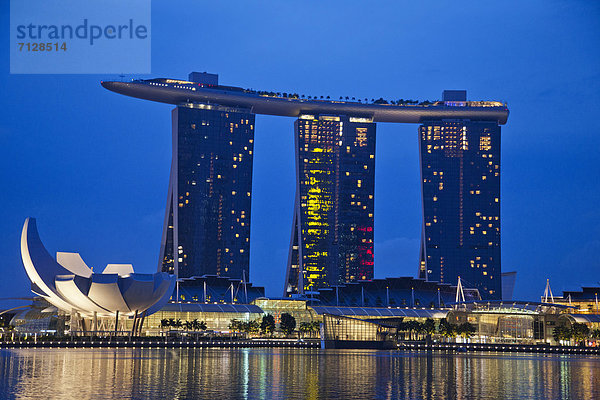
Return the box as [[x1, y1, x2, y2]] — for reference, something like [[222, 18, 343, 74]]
[[1, 1, 599, 307]]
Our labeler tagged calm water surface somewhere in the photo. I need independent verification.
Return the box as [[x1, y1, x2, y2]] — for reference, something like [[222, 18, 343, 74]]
[[0, 348, 598, 399]]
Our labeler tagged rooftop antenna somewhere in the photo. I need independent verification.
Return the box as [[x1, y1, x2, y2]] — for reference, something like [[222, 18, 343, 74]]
[[455, 277, 465, 309], [542, 279, 554, 303]]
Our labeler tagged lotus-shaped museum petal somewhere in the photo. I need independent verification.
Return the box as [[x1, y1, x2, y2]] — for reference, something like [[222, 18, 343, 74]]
[[20, 218, 175, 317]]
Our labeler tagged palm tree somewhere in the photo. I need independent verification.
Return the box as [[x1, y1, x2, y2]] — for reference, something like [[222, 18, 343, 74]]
[[191, 319, 200, 331], [572, 323, 590, 345], [311, 321, 320, 333], [423, 318, 436, 336], [438, 319, 457, 341], [457, 322, 476, 340], [161, 319, 170, 329], [299, 322, 311, 338], [247, 320, 260, 334], [229, 319, 243, 332], [199, 321, 207, 331]]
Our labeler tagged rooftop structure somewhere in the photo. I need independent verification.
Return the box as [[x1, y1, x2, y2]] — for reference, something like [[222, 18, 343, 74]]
[[314, 276, 480, 308], [101, 78, 509, 124], [175, 275, 265, 303]]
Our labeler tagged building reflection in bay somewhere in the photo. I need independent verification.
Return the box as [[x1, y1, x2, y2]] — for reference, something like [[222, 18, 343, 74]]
[[0, 348, 598, 399]]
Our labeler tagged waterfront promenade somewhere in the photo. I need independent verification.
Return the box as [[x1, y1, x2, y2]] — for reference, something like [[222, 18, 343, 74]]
[[2, 338, 598, 355]]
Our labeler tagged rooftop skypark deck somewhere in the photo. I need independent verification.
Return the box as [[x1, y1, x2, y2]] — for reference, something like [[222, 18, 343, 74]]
[[101, 77, 509, 124]]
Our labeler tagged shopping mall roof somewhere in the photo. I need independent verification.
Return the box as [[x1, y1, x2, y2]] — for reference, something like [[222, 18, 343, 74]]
[[311, 306, 448, 318], [561, 314, 600, 324]]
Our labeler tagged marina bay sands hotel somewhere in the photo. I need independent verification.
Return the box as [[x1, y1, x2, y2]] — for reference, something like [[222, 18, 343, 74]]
[[102, 72, 509, 300]]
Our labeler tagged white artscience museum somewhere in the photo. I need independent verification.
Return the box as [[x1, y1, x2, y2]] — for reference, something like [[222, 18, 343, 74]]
[[20, 217, 175, 333]]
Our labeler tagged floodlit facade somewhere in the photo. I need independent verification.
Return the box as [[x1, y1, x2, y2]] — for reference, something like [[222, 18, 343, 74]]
[[159, 98, 255, 281], [140, 303, 264, 333], [20, 218, 175, 321], [545, 286, 600, 314], [418, 92, 502, 299], [447, 301, 569, 344], [252, 298, 320, 326], [322, 314, 396, 349], [285, 115, 375, 296]]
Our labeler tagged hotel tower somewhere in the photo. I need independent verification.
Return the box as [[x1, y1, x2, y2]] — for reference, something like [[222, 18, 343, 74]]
[[418, 90, 502, 299], [284, 115, 376, 295]]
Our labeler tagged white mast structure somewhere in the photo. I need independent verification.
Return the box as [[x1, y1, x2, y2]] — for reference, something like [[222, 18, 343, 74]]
[[542, 279, 554, 303], [455, 277, 466, 310]]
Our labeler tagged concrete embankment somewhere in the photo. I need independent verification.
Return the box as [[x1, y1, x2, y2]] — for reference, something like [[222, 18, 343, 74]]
[[0, 339, 320, 349], [399, 341, 600, 355]]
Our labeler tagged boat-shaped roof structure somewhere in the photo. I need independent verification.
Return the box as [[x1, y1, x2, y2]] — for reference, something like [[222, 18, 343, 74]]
[[101, 77, 509, 124]]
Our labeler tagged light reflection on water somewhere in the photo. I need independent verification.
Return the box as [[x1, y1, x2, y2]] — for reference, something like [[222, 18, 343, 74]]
[[0, 348, 598, 399]]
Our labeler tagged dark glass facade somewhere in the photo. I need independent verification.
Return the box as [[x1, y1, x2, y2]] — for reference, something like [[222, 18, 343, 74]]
[[159, 104, 255, 280], [315, 277, 481, 308], [418, 120, 501, 299], [285, 115, 375, 296]]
